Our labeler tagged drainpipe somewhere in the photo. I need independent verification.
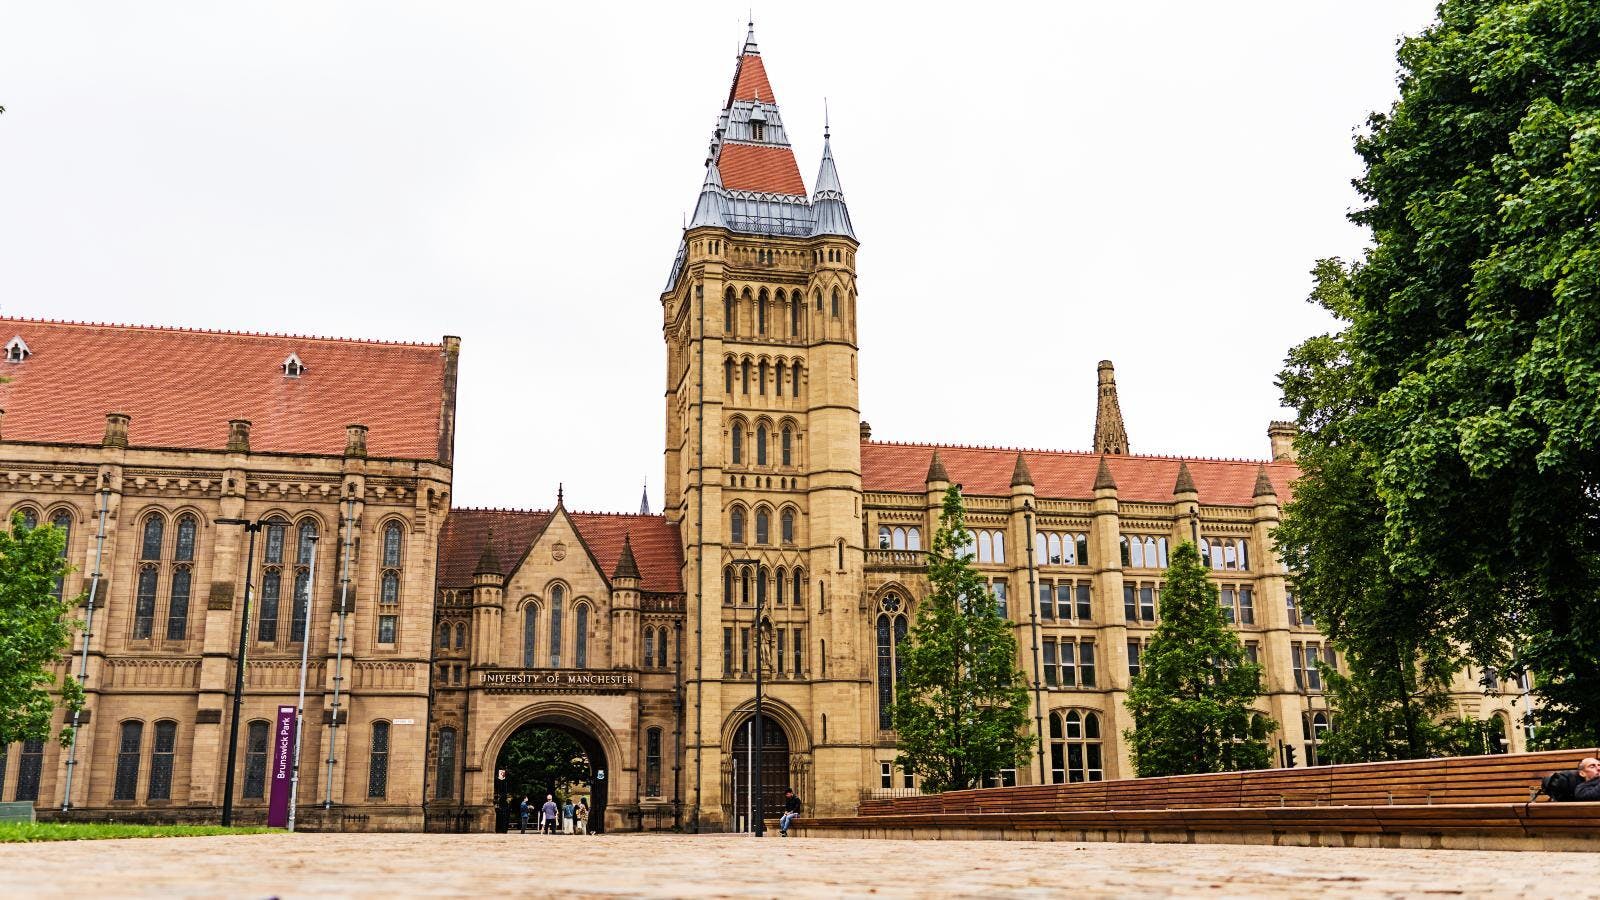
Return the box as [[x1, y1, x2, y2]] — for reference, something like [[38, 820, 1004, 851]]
[[61, 479, 111, 812]]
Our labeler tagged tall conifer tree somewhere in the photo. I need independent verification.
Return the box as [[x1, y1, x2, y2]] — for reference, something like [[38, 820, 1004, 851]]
[[893, 486, 1032, 792], [1124, 542, 1272, 776]]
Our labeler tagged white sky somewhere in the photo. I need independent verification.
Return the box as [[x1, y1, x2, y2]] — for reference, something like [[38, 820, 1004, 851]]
[[0, 2, 1440, 512]]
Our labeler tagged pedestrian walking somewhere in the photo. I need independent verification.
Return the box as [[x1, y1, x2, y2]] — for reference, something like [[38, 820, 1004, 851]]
[[562, 798, 575, 834], [518, 796, 531, 834], [575, 798, 589, 835], [542, 794, 559, 834]]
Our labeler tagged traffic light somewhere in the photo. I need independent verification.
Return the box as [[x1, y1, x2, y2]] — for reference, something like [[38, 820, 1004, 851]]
[[1285, 745, 1298, 768]]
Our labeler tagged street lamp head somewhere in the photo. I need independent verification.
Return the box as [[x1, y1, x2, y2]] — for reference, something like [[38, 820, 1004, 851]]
[[215, 517, 250, 525]]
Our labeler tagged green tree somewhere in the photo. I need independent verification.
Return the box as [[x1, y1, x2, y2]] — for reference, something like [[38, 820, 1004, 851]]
[[0, 513, 85, 748], [496, 726, 591, 804], [1278, 1, 1600, 745], [893, 486, 1031, 792], [1125, 542, 1272, 776]]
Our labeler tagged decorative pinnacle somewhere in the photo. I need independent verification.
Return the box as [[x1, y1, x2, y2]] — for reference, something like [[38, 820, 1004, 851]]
[[1094, 456, 1117, 491], [474, 526, 502, 577], [613, 533, 641, 581], [824, 97, 830, 139], [1173, 461, 1197, 495], [1010, 451, 1034, 488], [1253, 464, 1277, 498], [926, 450, 950, 484], [557, 483, 564, 507]]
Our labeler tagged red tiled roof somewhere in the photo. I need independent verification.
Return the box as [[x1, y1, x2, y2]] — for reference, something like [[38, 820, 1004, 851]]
[[437, 508, 684, 595], [728, 53, 776, 106], [717, 143, 807, 196], [861, 441, 1299, 506], [0, 318, 453, 460]]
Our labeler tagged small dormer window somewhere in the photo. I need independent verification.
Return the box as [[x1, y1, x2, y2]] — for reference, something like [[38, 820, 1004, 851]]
[[752, 122, 764, 141], [749, 99, 767, 142], [5, 336, 30, 363], [282, 352, 305, 378]]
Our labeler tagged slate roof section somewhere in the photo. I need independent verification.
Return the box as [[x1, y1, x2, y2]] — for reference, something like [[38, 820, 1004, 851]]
[[862, 441, 1298, 506], [437, 509, 684, 595], [728, 49, 776, 106], [0, 317, 456, 461]]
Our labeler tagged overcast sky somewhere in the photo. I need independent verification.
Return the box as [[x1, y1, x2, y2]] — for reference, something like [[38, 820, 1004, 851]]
[[0, 2, 1440, 512]]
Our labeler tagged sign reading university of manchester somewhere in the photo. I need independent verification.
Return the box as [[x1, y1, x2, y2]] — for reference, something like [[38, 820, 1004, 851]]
[[478, 669, 637, 693]]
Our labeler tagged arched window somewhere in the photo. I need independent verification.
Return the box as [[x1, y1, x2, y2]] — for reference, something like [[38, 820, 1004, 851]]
[[643, 626, 657, 668], [1049, 710, 1104, 783], [114, 720, 143, 801], [757, 290, 768, 334], [781, 509, 795, 544], [775, 361, 786, 397], [814, 289, 822, 311], [790, 297, 801, 336], [731, 507, 746, 545], [439, 624, 451, 648], [15, 507, 40, 531], [831, 287, 840, 317], [723, 567, 735, 606], [291, 520, 317, 642], [756, 424, 769, 465], [548, 585, 565, 668], [523, 603, 537, 667], [724, 358, 734, 394], [657, 627, 669, 670], [878, 525, 891, 550], [775, 568, 787, 607], [148, 720, 177, 800], [876, 593, 909, 730], [243, 720, 269, 799], [574, 603, 589, 669], [758, 360, 769, 394], [1305, 711, 1330, 766], [907, 528, 922, 551], [14, 740, 44, 802], [378, 521, 403, 644], [792, 566, 804, 607], [134, 561, 159, 641], [781, 426, 792, 465], [258, 518, 287, 642], [757, 566, 768, 609], [140, 515, 164, 560], [731, 425, 744, 465], [454, 623, 465, 649], [436, 727, 457, 799], [645, 726, 664, 797], [50, 510, 72, 601], [368, 721, 390, 798], [724, 290, 735, 333], [755, 508, 770, 545], [740, 566, 751, 606], [741, 359, 751, 394], [166, 514, 196, 640]]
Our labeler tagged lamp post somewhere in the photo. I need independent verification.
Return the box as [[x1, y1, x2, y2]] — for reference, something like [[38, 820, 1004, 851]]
[[216, 517, 264, 827], [287, 533, 318, 831], [730, 557, 765, 836]]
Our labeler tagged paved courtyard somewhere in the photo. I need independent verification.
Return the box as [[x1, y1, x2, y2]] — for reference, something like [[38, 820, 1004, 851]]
[[0, 832, 1591, 898]]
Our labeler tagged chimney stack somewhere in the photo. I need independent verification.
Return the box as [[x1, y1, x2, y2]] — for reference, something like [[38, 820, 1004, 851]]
[[103, 412, 130, 449], [1267, 421, 1299, 463], [345, 424, 369, 458], [227, 419, 252, 454]]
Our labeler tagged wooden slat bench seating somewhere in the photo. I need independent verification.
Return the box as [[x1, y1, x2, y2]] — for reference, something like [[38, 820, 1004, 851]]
[[814, 749, 1600, 851]]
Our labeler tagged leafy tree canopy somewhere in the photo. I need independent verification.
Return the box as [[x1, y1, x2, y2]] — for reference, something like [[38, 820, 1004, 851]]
[[893, 486, 1032, 792], [1124, 542, 1273, 776], [1279, 0, 1600, 746], [496, 726, 591, 805], [0, 514, 84, 748]]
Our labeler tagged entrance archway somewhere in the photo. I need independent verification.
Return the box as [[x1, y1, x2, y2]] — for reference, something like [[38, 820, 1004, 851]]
[[729, 715, 788, 832], [486, 707, 616, 834]]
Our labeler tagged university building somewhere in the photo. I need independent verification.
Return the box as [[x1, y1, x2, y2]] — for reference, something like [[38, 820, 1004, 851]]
[[0, 26, 1529, 832]]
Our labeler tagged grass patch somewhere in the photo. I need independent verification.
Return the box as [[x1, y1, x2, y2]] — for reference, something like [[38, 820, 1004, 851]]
[[0, 822, 275, 842]]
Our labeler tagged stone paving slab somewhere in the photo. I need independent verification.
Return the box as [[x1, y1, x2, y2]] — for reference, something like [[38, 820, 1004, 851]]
[[0, 832, 1590, 899]]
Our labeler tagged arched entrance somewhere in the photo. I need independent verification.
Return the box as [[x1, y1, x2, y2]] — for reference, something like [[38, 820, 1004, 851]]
[[729, 715, 788, 832], [485, 707, 617, 834]]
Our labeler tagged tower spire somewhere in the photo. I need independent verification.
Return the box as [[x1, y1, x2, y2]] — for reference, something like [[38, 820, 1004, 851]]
[[812, 121, 855, 239], [1092, 360, 1130, 455], [640, 480, 652, 515]]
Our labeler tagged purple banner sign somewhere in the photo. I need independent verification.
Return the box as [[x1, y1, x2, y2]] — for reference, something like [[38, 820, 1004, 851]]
[[267, 705, 296, 828]]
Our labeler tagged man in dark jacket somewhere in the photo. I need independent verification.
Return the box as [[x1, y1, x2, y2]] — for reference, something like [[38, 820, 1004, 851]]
[[779, 789, 801, 837], [1576, 758, 1600, 801]]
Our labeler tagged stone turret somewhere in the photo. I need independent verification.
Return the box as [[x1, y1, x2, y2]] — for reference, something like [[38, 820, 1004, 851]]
[[1268, 421, 1298, 462], [470, 529, 505, 668], [1092, 361, 1130, 456]]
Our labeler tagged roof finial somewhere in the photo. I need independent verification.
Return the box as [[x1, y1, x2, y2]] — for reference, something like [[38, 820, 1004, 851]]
[[824, 97, 831, 140], [557, 482, 564, 507], [640, 480, 652, 516]]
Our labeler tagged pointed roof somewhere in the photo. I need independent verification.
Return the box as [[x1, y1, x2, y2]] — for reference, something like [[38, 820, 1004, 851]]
[[1094, 456, 1118, 491], [1010, 451, 1034, 488], [612, 533, 642, 581], [1092, 360, 1130, 456], [926, 449, 950, 484], [1173, 461, 1196, 495], [688, 163, 731, 228], [1253, 464, 1277, 498], [811, 133, 856, 239], [438, 509, 684, 594], [639, 483, 652, 516], [474, 528, 502, 577]]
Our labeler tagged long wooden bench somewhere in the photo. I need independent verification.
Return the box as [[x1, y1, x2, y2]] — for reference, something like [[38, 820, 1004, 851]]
[[815, 749, 1600, 851]]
